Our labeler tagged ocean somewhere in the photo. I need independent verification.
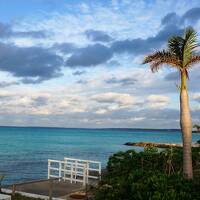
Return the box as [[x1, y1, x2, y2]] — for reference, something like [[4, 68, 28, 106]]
[[0, 127, 199, 185]]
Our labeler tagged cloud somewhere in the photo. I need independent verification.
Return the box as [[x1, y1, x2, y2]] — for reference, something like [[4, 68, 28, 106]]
[[72, 70, 86, 76], [105, 77, 137, 86], [85, 29, 113, 42], [0, 42, 64, 83], [66, 44, 112, 67], [193, 93, 200, 103], [164, 72, 179, 81], [0, 81, 20, 88], [146, 95, 170, 108], [0, 91, 88, 115], [31, 96, 49, 107], [161, 13, 180, 26], [20, 77, 48, 84], [0, 22, 10, 38], [181, 7, 200, 24], [0, 21, 46, 39], [76, 79, 88, 84], [161, 7, 200, 27], [0, 91, 13, 98], [110, 7, 200, 56], [111, 24, 183, 55], [52, 42, 75, 53], [92, 92, 134, 111]]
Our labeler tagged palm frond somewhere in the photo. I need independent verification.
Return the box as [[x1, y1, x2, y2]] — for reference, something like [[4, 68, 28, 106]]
[[149, 56, 182, 72], [143, 50, 181, 72], [185, 55, 200, 68], [183, 27, 199, 66], [143, 50, 172, 64], [143, 51, 162, 64], [143, 27, 200, 76], [168, 36, 184, 60]]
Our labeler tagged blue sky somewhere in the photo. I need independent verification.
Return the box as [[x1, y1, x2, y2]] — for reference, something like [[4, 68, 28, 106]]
[[0, 0, 200, 128]]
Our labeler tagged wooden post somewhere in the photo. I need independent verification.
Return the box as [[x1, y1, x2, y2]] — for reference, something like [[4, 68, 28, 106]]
[[12, 184, 16, 196], [48, 178, 53, 200]]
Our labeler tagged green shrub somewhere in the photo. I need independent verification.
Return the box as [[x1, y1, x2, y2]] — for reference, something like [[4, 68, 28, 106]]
[[94, 148, 200, 200]]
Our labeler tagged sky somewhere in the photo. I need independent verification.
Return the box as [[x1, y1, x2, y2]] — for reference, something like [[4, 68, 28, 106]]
[[0, 0, 200, 128]]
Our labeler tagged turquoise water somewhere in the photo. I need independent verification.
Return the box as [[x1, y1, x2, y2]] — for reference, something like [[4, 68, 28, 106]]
[[0, 127, 199, 185]]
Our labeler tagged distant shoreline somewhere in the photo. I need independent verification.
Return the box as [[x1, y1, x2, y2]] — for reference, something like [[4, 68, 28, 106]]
[[192, 131, 200, 133], [0, 125, 182, 131]]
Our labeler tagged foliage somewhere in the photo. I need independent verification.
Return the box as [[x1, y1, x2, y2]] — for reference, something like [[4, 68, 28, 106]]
[[143, 27, 200, 75], [193, 124, 200, 129], [0, 173, 5, 192], [94, 148, 200, 200]]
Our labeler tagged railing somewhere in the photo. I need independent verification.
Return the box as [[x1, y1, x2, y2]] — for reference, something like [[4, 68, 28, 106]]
[[64, 157, 101, 183], [48, 159, 87, 185], [48, 157, 101, 186]]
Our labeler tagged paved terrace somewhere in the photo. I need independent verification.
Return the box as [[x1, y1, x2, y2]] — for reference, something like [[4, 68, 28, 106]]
[[4, 178, 98, 199]]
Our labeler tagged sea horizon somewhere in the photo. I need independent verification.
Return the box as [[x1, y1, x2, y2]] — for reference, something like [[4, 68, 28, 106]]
[[0, 125, 182, 131]]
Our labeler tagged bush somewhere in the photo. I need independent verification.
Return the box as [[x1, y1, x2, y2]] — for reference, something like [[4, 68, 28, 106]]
[[94, 148, 200, 200]]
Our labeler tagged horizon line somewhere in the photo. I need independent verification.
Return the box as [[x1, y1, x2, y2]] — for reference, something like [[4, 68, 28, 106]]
[[0, 125, 181, 130]]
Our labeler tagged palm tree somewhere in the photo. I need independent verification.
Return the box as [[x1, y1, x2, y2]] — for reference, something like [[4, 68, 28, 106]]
[[143, 27, 200, 179]]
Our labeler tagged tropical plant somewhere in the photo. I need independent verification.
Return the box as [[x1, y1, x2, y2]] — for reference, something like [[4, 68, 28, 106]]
[[94, 149, 200, 200], [143, 27, 200, 179], [0, 173, 5, 193], [193, 124, 200, 132]]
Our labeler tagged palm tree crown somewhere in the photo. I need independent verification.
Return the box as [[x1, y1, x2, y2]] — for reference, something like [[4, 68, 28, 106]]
[[143, 27, 200, 76]]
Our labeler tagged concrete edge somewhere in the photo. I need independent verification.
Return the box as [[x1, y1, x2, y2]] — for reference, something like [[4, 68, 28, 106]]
[[2, 188, 63, 200]]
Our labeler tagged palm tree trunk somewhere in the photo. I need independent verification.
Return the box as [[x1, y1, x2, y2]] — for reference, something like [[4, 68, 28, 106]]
[[180, 71, 193, 179]]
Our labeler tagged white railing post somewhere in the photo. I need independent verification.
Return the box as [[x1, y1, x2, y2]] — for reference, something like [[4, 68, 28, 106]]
[[74, 160, 77, 183], [99, 162, 102, 180], [59, 162, 61, 181], [83, 164, 86, 186], [70, 163, 73, 183], [86, 162, 89, 184], [48, 160, 51, 179], [63, 160, 67, 182]]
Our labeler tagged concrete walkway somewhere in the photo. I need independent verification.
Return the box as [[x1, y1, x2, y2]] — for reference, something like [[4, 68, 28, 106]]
[[6, 179, 85, 199]]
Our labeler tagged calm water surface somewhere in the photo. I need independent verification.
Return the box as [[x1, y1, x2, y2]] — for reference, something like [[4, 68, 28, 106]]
[[0, 127, 199, 184]]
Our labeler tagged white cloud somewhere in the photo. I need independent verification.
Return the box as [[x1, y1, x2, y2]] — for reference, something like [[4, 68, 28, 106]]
[[193, 93, 200, 102], [146, 95, 170, 108], [130, 117, 145, 121], [91, 92, 135, 114], [92, 92, 134, 107], [0, 0, 199, 128]]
